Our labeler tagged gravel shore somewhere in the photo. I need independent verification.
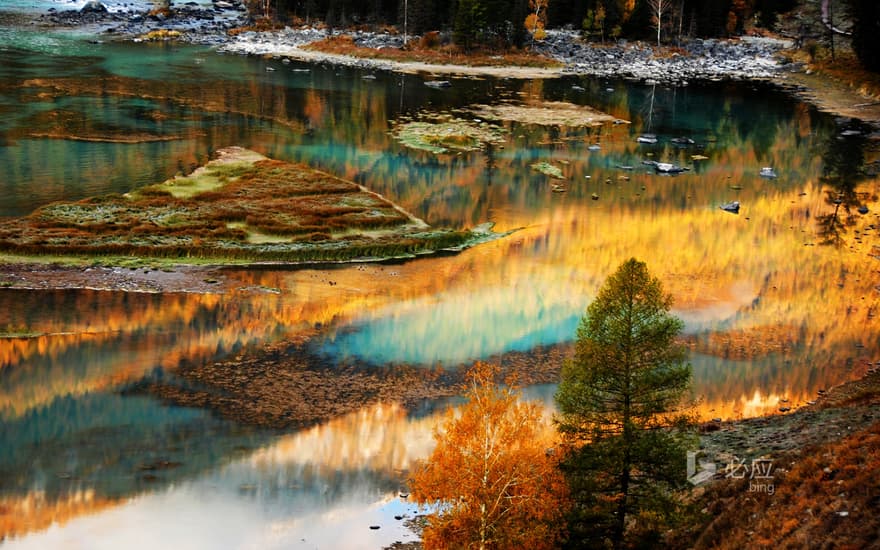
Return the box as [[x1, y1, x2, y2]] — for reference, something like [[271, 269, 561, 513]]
[[21, 1, 798, 85], [221, 27, 796, 84]]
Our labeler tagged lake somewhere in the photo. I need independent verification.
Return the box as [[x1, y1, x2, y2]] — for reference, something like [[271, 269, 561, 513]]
[[1, 19, 878, 548]]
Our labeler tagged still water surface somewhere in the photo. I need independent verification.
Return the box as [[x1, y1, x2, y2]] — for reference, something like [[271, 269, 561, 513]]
[[0, 21, 878, 547]]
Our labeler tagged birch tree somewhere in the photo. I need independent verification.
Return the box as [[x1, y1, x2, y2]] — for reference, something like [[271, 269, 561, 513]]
[[647, 0, 668, 45], [410, 362, 569, 550]]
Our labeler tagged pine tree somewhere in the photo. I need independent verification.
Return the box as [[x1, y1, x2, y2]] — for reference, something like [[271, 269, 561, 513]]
[[555, 258, 695, 549], [454, 0, 488, 49]]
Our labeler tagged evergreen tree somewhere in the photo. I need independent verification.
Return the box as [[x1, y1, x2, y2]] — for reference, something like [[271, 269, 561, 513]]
[[454, 0, 488, 49], [555, 258, 695, 550]]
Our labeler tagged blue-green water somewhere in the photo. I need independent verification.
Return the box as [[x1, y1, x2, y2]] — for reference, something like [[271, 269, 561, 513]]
[[0, 19, 878, 548]]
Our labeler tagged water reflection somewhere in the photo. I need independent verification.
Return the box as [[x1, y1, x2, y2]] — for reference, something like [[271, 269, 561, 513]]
[[3, 401, 437, 549], [0, 24, 879, 545]]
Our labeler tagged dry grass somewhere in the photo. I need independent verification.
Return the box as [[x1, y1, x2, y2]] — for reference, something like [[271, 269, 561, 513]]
[[690, 421, 880, 550], [227, 17, 284, 37], [667, 370, 880, 549], [783, 48, 880, 102], [303, 35, 562, 69], [811, 56, 880, 102]]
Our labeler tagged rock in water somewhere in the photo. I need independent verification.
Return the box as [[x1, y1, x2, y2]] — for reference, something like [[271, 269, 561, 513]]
[[760, 167, 777, 178], [424, 80, 452, 88], [80, 0, 107, 12], [720, 201, 740, 214], [654, 162, 689, 174]]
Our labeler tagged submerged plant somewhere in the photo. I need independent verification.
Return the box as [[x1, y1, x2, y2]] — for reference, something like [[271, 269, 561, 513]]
[[393, 118, 506, 154], [531, 161, 565, 179]]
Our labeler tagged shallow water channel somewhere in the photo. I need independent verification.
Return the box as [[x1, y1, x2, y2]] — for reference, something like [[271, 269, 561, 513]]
[[0, 20, 878, 548]]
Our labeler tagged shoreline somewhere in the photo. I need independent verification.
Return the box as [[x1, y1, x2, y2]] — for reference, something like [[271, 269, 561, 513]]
[[9, 4, 880, 125]]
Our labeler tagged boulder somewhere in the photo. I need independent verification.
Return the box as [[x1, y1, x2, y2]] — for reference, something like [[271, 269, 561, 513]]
[[80, 1, 107, 13]]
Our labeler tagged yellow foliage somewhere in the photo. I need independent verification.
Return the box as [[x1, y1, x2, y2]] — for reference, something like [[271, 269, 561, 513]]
[[524, 13, 540, 31], [409, 362, 569, 549]]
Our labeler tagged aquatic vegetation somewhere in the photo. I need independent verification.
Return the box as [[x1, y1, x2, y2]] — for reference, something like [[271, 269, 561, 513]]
[[467, 101, 625, 127], [0, 147, 490, 264], [392, 117, 506, 154], [531, 161, 565, 179]]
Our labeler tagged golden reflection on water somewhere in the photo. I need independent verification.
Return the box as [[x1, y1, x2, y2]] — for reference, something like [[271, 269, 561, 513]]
[[249, 401, 436, 475], [3, 42, 880, 545], [1, 172, 877, 421]]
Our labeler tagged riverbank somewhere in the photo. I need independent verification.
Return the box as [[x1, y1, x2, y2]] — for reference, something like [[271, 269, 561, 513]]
[[218, 27, 791, 84], [676, 367, 880, 549], [16, 2, 880, 126]]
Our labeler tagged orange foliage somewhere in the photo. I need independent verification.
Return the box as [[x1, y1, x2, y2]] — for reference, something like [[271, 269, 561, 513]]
[[525, 0, 549, 41], [409, 362, 569, 549]]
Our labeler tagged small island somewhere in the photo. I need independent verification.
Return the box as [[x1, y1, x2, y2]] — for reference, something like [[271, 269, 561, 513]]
[[0, 147, 495, 267]]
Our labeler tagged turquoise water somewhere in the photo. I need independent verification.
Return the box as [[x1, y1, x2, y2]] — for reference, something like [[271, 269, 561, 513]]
[[0, 0, 215, 14], [0, 20, 878, 548]]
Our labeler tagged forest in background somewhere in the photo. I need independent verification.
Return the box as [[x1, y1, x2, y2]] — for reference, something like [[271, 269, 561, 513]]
[[235, 0, 879, 71]]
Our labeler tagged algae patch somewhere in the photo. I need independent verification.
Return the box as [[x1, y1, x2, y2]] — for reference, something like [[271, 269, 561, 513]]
[[467, 101, 625, 127], [392, 116, 506, 154], [131, 148, 267, 199], [531, 161, 565, 179]]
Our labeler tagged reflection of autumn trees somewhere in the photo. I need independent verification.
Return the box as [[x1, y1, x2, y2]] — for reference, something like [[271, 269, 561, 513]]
[[2, 45, 878, 431]]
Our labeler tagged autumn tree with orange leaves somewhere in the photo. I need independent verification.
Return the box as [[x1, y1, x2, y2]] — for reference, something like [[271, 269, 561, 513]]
[[525, 0, 549, 41], [409, 362, 569, 550]]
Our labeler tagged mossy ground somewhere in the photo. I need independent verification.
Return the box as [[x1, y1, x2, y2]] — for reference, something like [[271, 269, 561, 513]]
[[467, 101, 625, 127], [0, 147, 479, 264]]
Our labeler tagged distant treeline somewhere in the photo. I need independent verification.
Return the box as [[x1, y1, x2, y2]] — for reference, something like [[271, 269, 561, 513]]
[[270, 0, 799, 41], [258, 0, 879, 70]]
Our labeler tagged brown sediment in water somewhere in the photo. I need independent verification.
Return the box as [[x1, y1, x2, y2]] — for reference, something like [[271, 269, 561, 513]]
[[18, 76, 308, 134], [131, 341, 571, 430], [0, 261, 232, 293], [684, 325, 801, 361]]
